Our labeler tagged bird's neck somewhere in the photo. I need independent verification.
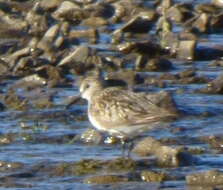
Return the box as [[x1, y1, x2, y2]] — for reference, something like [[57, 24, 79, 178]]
[[85, 86, 104, 102]]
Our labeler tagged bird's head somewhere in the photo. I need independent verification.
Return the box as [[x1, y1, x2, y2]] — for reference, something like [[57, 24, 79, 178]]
[[79, 76, 104, 101]]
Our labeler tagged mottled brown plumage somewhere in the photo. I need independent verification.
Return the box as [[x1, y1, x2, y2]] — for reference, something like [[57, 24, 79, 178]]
[[80, 76, 178, 140]]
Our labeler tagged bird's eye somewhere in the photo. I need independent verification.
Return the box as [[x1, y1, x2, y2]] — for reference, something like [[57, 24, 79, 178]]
[[85, 84, 90, 89]]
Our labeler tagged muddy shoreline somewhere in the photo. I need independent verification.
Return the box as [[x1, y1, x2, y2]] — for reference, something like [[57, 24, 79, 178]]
[[0, 0, 223, 189]]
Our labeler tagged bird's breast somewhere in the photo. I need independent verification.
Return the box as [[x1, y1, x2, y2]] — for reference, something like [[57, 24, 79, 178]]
[[88, 106, 106, 132]]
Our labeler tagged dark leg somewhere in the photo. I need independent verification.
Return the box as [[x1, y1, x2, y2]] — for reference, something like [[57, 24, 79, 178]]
[[120, 138, 134, 158], [121, 138, 127, 157], [127, 141, 134, 158]]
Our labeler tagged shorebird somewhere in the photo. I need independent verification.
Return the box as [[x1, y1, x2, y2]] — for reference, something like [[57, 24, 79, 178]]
[[76, 75, 178, 156]]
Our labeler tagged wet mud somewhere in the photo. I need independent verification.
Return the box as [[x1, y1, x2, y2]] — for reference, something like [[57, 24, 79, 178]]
[[0, 0, 223, 189]]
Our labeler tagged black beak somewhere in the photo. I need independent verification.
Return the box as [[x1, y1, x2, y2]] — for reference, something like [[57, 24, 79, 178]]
[[65, 94, 81, 109]]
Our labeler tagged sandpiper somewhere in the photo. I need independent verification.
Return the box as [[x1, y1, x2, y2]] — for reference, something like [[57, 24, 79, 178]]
[[78, 75, 178, 156]]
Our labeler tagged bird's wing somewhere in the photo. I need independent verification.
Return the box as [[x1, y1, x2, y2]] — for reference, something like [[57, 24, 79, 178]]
[[90, 88, 175, 128]]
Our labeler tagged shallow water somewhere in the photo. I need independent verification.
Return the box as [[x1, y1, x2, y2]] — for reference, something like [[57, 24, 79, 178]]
[[1, 0, 223, 189]]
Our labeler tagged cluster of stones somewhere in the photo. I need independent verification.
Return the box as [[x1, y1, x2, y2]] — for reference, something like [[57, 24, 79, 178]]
[[0, 0, 223, 188]]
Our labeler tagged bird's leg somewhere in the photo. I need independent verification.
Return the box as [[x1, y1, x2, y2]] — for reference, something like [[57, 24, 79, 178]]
[[121, 138, 134, 158], [121, 138, 127, 158], [127, 141, 134, 158]]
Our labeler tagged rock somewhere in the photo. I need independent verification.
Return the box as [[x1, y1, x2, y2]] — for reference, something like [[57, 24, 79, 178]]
[[212, 0, 223, 8], [3, 89, 29, 111], [37, 24, 60, 51], [53, 158, 135, 177], [145, 76, 166, 88], [51, 162, 72, 176], [117, 41, 168, 71], [0, 39, 19, 55], [73, 0, 95, 4], [106, 158, 136, 172], [40, 0, 63, 11], [117, 41, 165, 56], [0, 11, 27, 32], [58, 46, 90, 66], [24, 88, 55, 109], [141, 170, 167, 182], [167, 3, 193, 23], [60, 21, 70, 35], [73, 159, 103, 176], [25, 3, 48, 36], [84, 175, 128, 184], [14, 74, 47, 88], [0, 161, 24, 172], [0, 133, 14, 145], [156, 0, 173, 15], [187, 13, 210, 33], [177, 40, 197, 60], [160, 31, 179, 55], [31, 95, 54, 109], [184, 146, 206, 155], [106, 70, 144, 88], [211, 13, 223, 31], [156, 16, 172, 35], [113, 11, 155, 36], [162, 31, 196, 57], [4, 83, 55, 111], [11, 48, 31, 60], [195, 3, 220, 14], [201, 135, 223, 152], [0, 2, 11, 13], [68, 28, 98, 41], [4, 47, 31, 68], [81, 17, 108, 27], [26, 132, 76, 144], [198, 74, 223, 94], [12, 57, 35, 75], [159, 73, 179, 80], [0, 59, 9, 75], [140, 58, 172, 71], [90, 3, 114, 19], [102, 56, 124, 70], [109, 2, 125, 23], [186, 170, 223, 185], [133, 137, 195, 167], [54, 1, 80, 13], [179, 31, 198, 41], [178, 68, 196, 78], [58, 46, 102, 74], [166, 5, 185, 23], [35, 65, 64, 87], [187, 186, 220, 190], [80, 128, 103, 144], [177, 76, 208, 84], [52, 1, 81, 21], [173, 68, 209, 84], [7, 1, 34, 12]]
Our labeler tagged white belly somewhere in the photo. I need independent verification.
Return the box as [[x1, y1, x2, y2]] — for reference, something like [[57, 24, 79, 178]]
[[87, 107, 124, 138], [87, 106, 160, 139], [88, 109, 106, 131]]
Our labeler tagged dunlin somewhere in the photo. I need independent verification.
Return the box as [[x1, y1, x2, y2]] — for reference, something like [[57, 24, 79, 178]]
[[78, 75, 178, 156]]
